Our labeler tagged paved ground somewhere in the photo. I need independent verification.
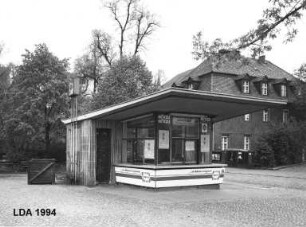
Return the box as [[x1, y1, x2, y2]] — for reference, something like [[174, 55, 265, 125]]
[[1, 164, 306, 226]]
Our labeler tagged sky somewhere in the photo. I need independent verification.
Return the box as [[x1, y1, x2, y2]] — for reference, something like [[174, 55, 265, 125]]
[[0, 0, 305, 82]]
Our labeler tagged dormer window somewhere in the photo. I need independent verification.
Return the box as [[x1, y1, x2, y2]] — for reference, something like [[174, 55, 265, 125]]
[[180, 77, 200, 90], [188, 83, 194, 90], [281, 84, 287, 97], [273, 79, 289, 97], [242, 80, 250, 93], [261, 82, 268, 95]]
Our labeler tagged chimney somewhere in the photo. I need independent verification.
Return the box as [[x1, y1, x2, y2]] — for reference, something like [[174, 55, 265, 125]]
[[218, 49, 240, 56], [218, 49, 231, 55], [258, 55, 266, 63]]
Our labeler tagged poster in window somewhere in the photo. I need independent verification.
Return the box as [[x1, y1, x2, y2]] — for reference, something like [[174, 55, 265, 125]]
[[144, 139, 155, 159], [158, 130, 169, 149], [185, 141, 195, 151], [201, 122, 208, 133], [201, 134, 210, 153]]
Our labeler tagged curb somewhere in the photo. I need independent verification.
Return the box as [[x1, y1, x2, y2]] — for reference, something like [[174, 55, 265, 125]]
[[268, 162, 306, 170]]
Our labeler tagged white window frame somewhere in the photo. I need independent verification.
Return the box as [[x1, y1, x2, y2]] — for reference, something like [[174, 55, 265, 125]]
[[244, 114, 250, 121], [281, 84, 287, 97], [244, 135, 250, 151], [263, 109, 269, 122], [261, 82, 268, 95], [221, 136, 229, 151], [242, 80, 250, 94], [283, 109, 289, 123]]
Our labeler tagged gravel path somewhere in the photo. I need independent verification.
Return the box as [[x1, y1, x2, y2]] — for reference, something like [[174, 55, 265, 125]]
[[226, 163, 306, 190], [1, 165, 306, 226]]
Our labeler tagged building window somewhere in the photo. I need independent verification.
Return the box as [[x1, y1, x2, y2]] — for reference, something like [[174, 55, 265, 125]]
[[221, 136, 229, 151], [244, 114, 250, 121], [244, 135, 250, 151], [298, 87, 302, 96], [263, 109, 269, 122], [123, 115, 156, 164], [123, 114, 205, 165], [283, 109, 289, 123], [242, 80, 250, 93], [261, 82, 268, 95], [171, 117, 199, 164], [187, 83, 194, 90], [281, 84, 287, 97]]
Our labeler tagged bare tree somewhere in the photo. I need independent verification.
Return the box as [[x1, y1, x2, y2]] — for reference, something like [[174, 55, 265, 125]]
[[74, 0, 159, 97], [101, 0, 159, 60], [134, 8, 159, 55], [105, 0, 135, 59], [92, 30, 115, 67]]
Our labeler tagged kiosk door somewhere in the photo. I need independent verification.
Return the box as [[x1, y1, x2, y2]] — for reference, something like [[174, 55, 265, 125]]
[[96, 128, 111, 183]]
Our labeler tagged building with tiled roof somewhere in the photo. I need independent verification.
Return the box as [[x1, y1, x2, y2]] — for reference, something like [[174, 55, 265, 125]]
[[163, 55, 295, 88], [163, 53, 297, 167]]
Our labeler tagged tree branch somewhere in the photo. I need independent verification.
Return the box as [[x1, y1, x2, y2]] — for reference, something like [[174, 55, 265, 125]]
[[237, 0, 306, 49], [134, 10, 159, 55]]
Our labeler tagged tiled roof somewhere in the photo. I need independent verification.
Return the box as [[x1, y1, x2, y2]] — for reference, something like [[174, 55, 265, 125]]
[[163, 56, 295, 88], [163, 68, 194, 88]]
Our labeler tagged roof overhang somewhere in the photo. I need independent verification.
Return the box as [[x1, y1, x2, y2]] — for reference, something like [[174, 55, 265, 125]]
[[62, 88, 288, 124]]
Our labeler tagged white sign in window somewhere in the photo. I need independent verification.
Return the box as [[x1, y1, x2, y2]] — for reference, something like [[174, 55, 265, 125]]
[[185, 141, 195, 152], [201, 122, 208, 133], [172, 117, 196, 126], [144, 139, 155, 159], [201, 134, 210, 153], [158, 130, 169, 149]]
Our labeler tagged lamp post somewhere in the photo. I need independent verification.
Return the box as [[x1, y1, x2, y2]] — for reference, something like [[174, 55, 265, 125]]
[[45, 102, 52, 154]]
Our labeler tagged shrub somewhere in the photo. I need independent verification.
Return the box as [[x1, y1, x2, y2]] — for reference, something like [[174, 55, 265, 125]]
[[253, 123, 305, 167]]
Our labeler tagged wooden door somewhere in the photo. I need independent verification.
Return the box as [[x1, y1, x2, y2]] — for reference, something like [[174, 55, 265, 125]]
[[96, 128, 111, 183]]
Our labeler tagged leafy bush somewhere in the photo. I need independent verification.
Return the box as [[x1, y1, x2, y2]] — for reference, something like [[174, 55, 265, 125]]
[[253, 122, 305, 167], [253, 138, 275, 167]]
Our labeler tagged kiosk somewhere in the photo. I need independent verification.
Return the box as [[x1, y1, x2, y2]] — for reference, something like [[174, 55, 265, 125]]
[[62, 88, 287, 188]]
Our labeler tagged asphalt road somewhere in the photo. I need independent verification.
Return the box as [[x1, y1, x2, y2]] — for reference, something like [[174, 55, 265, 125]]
[[1, 165, 306, 226]]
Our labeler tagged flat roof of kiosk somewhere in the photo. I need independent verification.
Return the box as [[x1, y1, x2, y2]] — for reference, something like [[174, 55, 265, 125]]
[[62, 88, 287, 124]]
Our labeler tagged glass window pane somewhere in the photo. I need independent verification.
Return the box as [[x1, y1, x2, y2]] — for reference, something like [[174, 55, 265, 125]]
[[185, 140, 197, 163], [172, 125, 184, 137], [158, 149, 170, 163], [186, 119, 199, 138], [172, 139, 184, 162], [137, 128, 155, 138], [124, 115, 156, 165], [134, 140, 144, 164], [127, 128, 136, 138], [172, 117, 199, 138], [127, 140, 134, 163]]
